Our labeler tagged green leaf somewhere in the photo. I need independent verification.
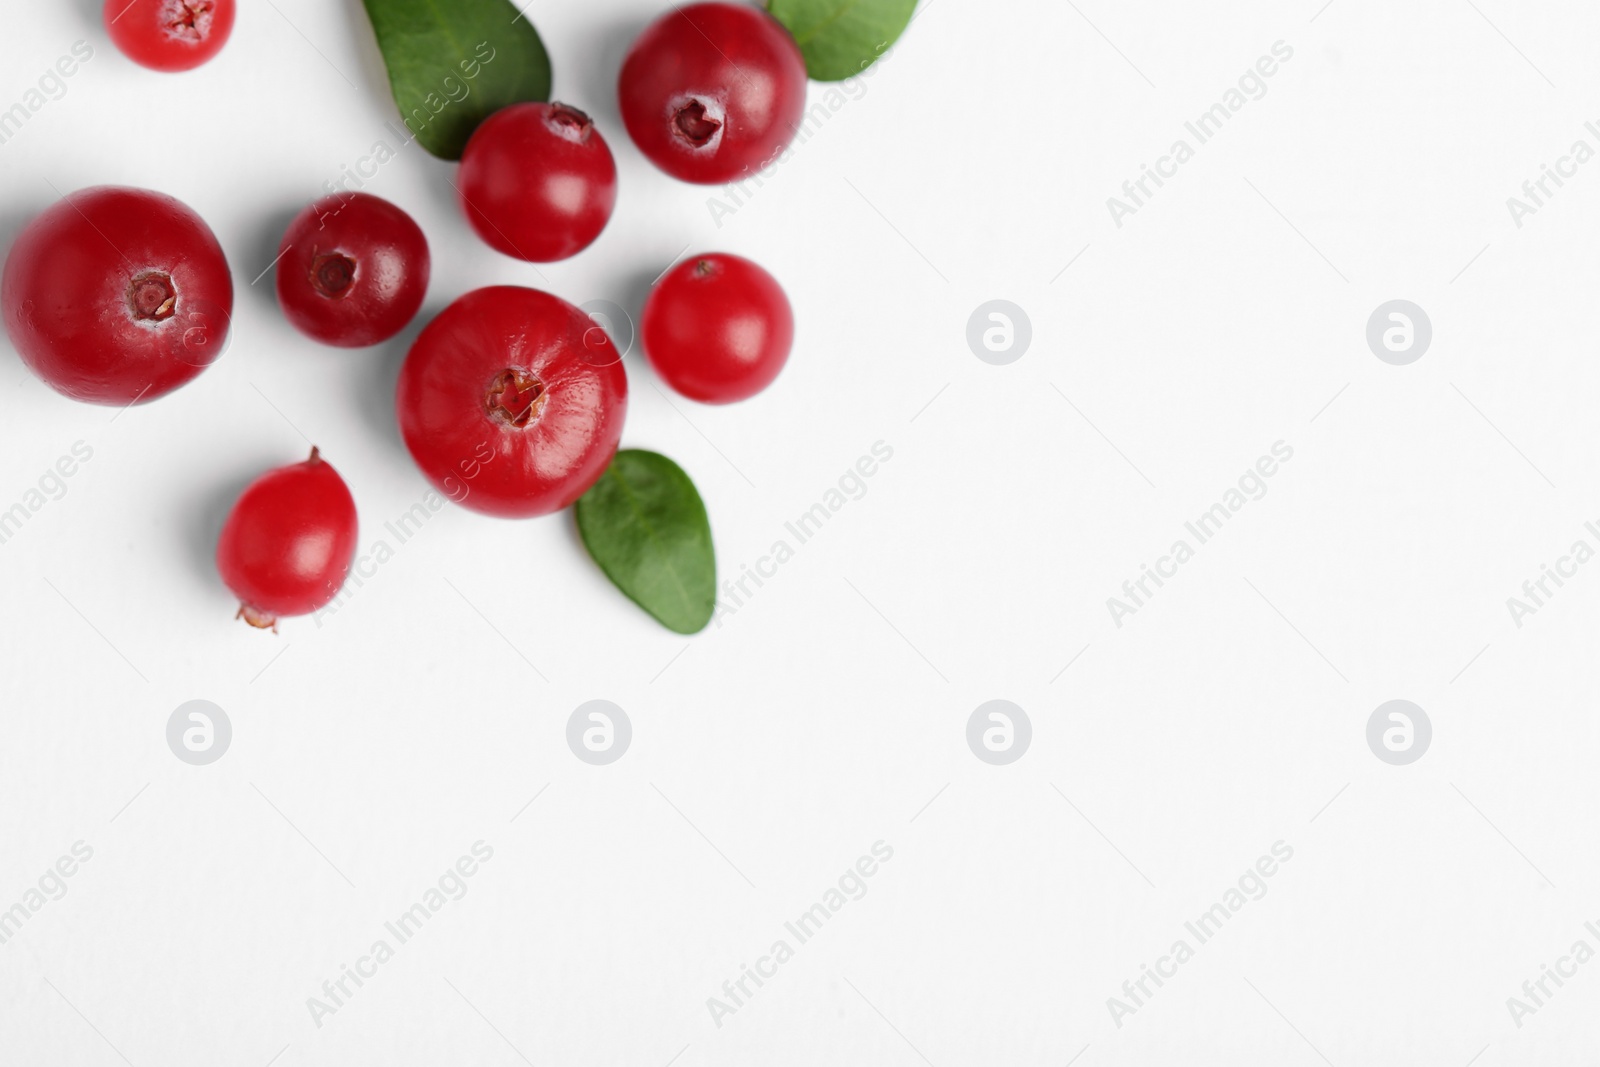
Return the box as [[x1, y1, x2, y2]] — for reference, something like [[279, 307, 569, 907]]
[[576, 451, 716, 635], [768, 0, 916, 81], [360, 0, 552, 160]]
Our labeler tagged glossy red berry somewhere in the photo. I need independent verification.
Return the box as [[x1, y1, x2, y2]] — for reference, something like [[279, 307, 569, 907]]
[[618, 2, 807, 185], [397, 287, 628, 518], [216, 448, 359, 630], [276, 193, 430, 347], [643, 253, 792, 403], [2, 185, 233, 405], [457, 103, 617, 262], [104, 0, 236, 72]]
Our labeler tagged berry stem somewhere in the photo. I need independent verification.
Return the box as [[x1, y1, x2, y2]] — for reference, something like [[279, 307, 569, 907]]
[[236, 603, 278, 631]]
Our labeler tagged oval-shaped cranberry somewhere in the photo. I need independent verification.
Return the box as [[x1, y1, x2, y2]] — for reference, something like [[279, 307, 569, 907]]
[[216, 448, 359, 630]]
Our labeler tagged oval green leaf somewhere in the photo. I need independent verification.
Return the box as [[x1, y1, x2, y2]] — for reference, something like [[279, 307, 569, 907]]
[[360, 0, 552, 160], [576, 451, 716, 635], [768, 0, 916, 81]]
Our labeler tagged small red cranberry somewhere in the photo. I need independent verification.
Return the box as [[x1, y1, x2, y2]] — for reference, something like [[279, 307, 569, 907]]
[[643, 253, 793, 403], [458, 102, 618, 262], [215, 448, 359, 630], [276, 193, 430, 347], [618, 2, 808, 185], [105, 0, 236, 72]]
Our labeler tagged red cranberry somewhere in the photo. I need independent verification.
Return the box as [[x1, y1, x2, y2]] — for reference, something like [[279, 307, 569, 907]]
[[276, 193, 430, 347], [104, 0, 236, 72], [396, 287, 628, 518], [2, 186, 233, 405], [618, 2, 808, 185], [643, 253, 793, 403], [216, 448, 359, 630], [458, 102, 618, 262]]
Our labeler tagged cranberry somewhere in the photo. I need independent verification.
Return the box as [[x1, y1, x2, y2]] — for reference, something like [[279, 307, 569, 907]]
[[618, 2, 807, 185], [643, 253, 793, 403], [276, 193, 430, 347], [216, 448, 359, 630], [2, 185, 233, 405], [396, 287, 628, 518], [105, 0, 236, 72], [458, 102, 618, 262]]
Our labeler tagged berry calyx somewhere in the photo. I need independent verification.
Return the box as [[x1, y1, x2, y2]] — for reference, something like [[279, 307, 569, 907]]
[[128, 272, 177, 321], [548, 103, 593, 137], [311, 253, 357, 298], [674, 101, 722, 146], [166, 1, 210, 40], [485, 369, 547, 427]]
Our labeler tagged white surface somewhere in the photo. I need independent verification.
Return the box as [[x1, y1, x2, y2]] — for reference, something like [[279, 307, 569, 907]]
[[2, 0, 1598, 1063]]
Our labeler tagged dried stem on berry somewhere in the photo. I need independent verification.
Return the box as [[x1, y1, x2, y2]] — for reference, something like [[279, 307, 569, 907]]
[[235, 603, 278, 632]]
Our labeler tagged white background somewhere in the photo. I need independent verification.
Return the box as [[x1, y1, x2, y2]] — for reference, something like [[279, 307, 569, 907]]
[[2, 0, 1599, 1063]]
